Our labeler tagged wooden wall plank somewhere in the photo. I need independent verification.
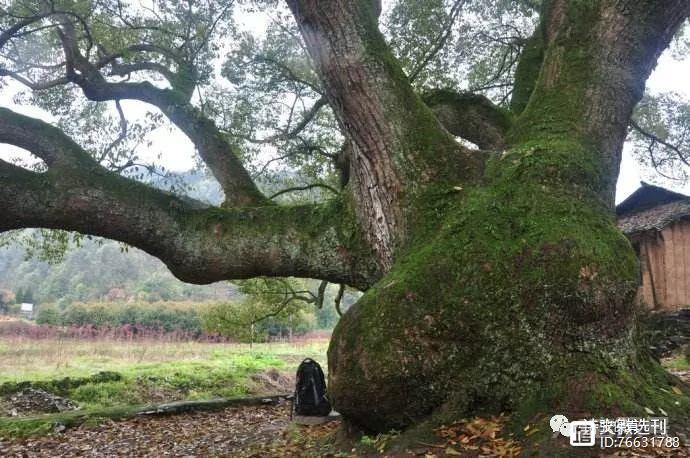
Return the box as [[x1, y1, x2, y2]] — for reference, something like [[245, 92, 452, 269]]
[[678, 221, 690, 307], [664, 225, 676, 307]]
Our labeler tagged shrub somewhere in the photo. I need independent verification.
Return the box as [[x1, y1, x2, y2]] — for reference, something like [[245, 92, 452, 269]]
[[36, 304, 61, 325], [201, 297, 316, 343], [59, 301, 204, 333]]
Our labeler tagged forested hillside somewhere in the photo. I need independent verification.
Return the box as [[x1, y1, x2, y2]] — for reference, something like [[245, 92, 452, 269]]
[[0, 239, 238, 304]]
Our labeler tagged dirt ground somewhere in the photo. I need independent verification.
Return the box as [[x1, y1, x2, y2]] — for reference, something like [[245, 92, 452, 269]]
[[0, 370, 687, 457], [0, 402, 340, 458], [1, 402, 690, 457]]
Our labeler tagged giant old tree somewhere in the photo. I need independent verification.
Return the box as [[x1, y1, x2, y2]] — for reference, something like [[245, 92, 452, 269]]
[[1, 0, 690, 435]]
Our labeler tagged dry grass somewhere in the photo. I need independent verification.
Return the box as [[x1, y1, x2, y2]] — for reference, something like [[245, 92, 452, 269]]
[[0, 335, 329, 383]]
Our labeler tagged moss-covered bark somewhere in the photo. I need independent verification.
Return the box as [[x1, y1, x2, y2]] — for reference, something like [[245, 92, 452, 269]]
[[422, 89, 513, 149], [328, 140, 690, 433], [316, 1, 690, 437], [286, 0, 485, 272]]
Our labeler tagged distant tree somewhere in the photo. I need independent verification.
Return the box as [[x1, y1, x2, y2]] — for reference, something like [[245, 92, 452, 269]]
[[14, 287, 24, 304], [36, 303, 61, 325], [106, 287, 128, 302], [0, 288, 16, 314], [201, 278, 319, 343], [22, 289, 35, 304], [61, 303, 91, 327], [0, 230, 230, 304]]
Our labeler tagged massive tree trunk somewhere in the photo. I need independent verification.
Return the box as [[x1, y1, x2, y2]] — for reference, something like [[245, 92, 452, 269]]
[[286, 0, 690, 434], [2, 0, 690, 442]]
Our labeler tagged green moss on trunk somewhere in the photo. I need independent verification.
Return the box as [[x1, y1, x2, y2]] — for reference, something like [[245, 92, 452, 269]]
[[327, 138, 690, 435]]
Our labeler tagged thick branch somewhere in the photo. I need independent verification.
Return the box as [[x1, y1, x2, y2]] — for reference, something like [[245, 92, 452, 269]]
[[0, 107, 92, 167], [510, 0, 690, 203], [0, 109, 380, 289], [422, 89, 512, 150], [108, 61, 177, 83], [0, 12, 51, 49], [95, 44, 180, 66]]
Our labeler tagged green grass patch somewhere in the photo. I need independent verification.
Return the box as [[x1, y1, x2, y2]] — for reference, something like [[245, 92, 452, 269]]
[[0, 339, 327, 383], [663, 354, 690, 371], [0, 405, 145, 439], [67, 354, 287, 409]]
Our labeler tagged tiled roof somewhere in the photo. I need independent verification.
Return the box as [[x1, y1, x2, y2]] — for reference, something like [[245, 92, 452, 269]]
[[617, 198, 690, 234]]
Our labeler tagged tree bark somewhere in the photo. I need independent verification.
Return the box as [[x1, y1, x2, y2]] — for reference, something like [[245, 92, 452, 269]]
[[0, 108, 380, 290], [287, 0, 485, 271], [287, 0, 690, 435]]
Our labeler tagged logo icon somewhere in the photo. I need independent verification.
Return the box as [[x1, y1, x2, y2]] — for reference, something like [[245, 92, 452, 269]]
[[569, 420, 596, 446], [550, 414, 571, 437]]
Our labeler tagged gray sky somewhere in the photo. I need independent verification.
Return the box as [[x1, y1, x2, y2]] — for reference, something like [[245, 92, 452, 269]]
[[617, 53, 690, 202]]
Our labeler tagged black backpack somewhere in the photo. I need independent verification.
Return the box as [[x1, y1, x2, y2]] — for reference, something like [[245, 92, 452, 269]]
[[294, 358, 331, 416]]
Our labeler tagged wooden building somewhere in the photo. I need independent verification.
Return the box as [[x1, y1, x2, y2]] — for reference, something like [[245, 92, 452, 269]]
[[617, 183, 690, 310]]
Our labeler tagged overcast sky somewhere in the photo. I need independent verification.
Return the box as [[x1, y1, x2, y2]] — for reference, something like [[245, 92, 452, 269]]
[[1, 10, 688, 204], [617, 53, 690, 202]]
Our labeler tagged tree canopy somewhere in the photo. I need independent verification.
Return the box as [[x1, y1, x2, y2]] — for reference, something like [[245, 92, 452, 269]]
[[1, 1, 689, 263], [0, 2, 680, 199]]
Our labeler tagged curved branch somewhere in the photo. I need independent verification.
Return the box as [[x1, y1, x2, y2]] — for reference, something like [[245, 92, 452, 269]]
[[241, 97, 328, 144], [315, 280, 328, 309], [630, 119, 690, 168], [247, 296, 299, 325], [0, 68, 69, 90], [53, 20, 267, 207], [0, 107, 92, 167], [108, 61, 177, 83], [253, 54, 323, 95], [96, 44, 181, 67], [643, 139, 683, 182], [0, 12, 52, 49], [269, 183, 340, 200], [422, 89, 512, 150], [334, 283, 345, 316], [0, 108, 380, 290], [98, 100, 128, 163]]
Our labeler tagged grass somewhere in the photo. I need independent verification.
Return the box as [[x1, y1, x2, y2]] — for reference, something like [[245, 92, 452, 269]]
[[0, 336, 328, 438], [0, 337, 327, 383], [663, 353, 690, 371], [0, 405, 144, 438]]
